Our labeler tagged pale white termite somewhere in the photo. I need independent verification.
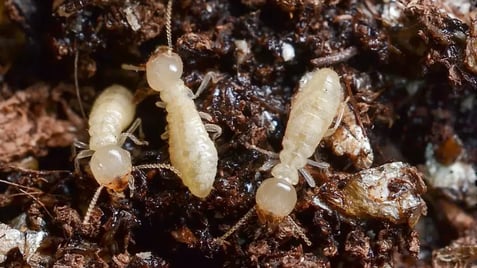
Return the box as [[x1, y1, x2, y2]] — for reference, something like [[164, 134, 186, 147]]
[[219, 68, 344, 244], [75, 84, 178, 224], [256, 68, 343, 220], [144, 0, 219, 198]]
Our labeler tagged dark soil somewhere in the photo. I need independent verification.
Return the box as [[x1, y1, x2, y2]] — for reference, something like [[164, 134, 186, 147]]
[[0, 0, 476, 267]]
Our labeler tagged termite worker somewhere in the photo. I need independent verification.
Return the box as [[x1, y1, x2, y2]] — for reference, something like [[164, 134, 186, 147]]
[[75, 84, 178, 224], [219, 68, 344, 244], [256, 68, 343, 222], [145, 0, 219, 198], [75, 85, 137, 189]]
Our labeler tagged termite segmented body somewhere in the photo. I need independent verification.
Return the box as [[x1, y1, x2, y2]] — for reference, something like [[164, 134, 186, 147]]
[[146, 49, 218, 198], [83, 84, 136, 192], [219, 68, 344, 244], [256, 68, 344, 221], [75, 84, 170, 225], [143, 0, 218, 198]]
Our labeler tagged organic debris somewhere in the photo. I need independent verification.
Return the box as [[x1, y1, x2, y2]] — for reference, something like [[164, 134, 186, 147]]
[[0, 0, 475, 266]]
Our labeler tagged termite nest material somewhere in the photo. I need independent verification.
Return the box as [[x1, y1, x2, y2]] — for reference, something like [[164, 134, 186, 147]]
[[1, 0, 476, 266], [319, 162, 428, 227]]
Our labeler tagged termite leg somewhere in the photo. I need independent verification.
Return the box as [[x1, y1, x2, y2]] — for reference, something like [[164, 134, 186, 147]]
[[74, 149, 94, 174], [119, 133, 148, 146], [198, 111, 213, 121], [125, 118, 142, 136], [306, 159, 330, 169], [247, 143, 329, 176], [259, 158, 279, 171], [216, 206, 256, 244], [193, 71, 220, 99], [205, 124, 222, 140], [247, 144, 289, 171], [160, 126, 169, 140], [245, 144, 281, 171], [298, 168, 316, 187], [118, 118, 148, 146], [245, 143, 279, 158], [199, 111, 223, 139], [324, 97, 349, 137], [298, 162, 330, 187], [74, 140, 89, 149], [155, 101, 166, 109], [71, 140, 89, 161]]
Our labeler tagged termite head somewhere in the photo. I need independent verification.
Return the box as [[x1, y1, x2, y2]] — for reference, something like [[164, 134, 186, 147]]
[[255, 177, 297, 224], [90, 145, 132, 192], [217, 178, 312, 246], [146, 46, 183, 91]]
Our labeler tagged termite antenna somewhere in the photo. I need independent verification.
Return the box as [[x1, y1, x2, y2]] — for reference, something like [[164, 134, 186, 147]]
[[133, 163, 182, 178], [83, 185, 104, 225], [286, 216, 312, 246], [165, 0, 173, 54], [216, 206, 256, 243], [74, 43, 87, 120]]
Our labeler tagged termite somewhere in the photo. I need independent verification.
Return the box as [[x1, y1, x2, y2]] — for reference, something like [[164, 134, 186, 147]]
[[74, 84, 179, 224], [218, 68, 344, 244], [145, 0, 220, 198]]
